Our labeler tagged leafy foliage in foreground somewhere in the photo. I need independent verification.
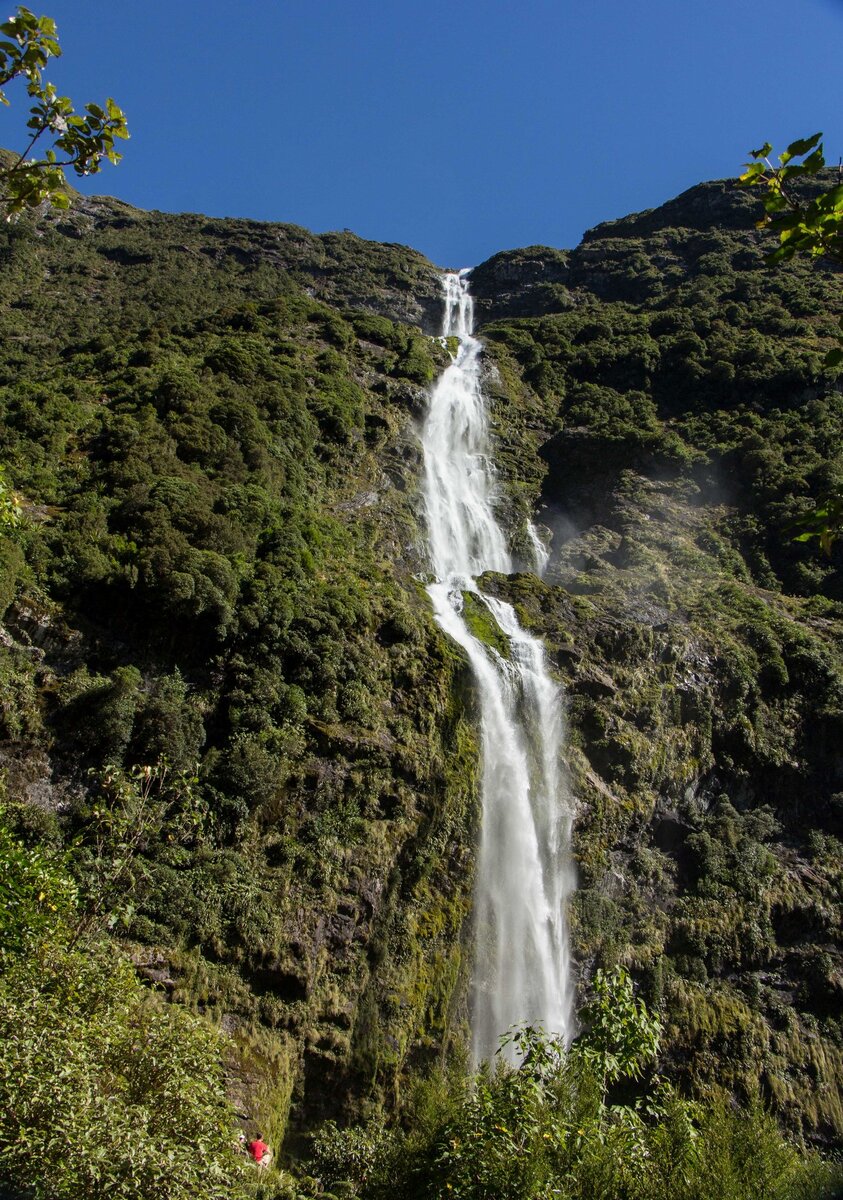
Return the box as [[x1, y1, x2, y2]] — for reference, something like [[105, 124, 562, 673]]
[[0, 7, 128, 216], [1, 813, 838, 1200], [300, 971, 840, 1200], [0, 804, 255, 1200], [739, 134, 843, 269]]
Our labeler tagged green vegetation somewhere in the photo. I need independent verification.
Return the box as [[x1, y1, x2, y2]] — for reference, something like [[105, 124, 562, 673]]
[[738, 134, 843, 549], [739, 134, 843, 270], [4, 800, 835, 1200], [0, 803, 252, 1200], [0, 167, 841, 1182], [296, 970, 839, 1199], [461, 590, 511, 658], [0, 7, 128, 217], [0, 199, 472, 1141]]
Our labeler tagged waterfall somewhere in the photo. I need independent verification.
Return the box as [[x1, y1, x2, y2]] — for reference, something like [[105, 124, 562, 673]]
[[421, 270, 575, 1065]]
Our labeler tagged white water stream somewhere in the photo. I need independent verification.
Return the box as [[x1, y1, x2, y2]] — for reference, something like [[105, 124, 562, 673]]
[[421, 271, 575, 1064]]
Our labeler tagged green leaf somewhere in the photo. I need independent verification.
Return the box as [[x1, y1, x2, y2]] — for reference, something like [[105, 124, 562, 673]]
[[778, 163, 806, 182], [750, 142, 772, 159], [738, 162, 765, 186], [802, 148, 826, 173], [815, 184, 843, 213], [766, 245, 794, 264], [784, 132, 823, 158], [763, 192, 788, 213]]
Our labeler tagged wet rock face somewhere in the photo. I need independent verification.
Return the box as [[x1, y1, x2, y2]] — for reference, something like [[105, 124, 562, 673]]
[[538, 427, 679, 531]]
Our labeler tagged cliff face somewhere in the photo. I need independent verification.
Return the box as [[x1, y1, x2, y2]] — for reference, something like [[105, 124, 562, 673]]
[[473, 177, 843, 1143], [1, 177, 841, 1144], [0, 202, 469, 1140]]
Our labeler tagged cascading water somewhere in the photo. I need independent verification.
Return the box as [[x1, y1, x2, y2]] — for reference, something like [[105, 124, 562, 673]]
[[421, 270, 575, 1064]]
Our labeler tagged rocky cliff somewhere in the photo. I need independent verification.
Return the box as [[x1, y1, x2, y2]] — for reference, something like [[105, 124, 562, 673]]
[[474, 176, 843, 1143], [0, 175, 841, 1147]]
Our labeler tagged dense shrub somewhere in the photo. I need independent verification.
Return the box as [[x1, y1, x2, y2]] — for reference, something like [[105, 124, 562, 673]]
[[0, 806, 252, 1200], [302, 971, 840, 1200]]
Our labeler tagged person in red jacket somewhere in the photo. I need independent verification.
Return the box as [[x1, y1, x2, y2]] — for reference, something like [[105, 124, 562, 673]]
[[247, 1135, 272, 1168]]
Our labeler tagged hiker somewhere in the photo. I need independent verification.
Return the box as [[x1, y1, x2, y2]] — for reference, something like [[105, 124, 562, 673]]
[[247, 1135, 272, 1168]]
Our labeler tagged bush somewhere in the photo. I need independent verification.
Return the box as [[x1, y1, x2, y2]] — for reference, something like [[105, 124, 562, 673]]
[[300, 972, 841, 1200], [0, 948, 248, 1200], [0, 805, 252, 1200]]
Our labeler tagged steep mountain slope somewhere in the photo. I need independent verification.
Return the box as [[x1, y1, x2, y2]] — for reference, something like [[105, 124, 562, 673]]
[[473, 177, 843, 1142], [1, 176, 841, 1146], [0, 205, 472, 1138]]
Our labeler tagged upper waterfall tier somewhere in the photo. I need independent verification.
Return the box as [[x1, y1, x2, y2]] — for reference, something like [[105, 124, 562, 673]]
[[422, 272, 511, 585]]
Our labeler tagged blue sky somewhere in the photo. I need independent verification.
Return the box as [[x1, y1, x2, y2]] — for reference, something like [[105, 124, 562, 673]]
[[2, 0, 843, 266]]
